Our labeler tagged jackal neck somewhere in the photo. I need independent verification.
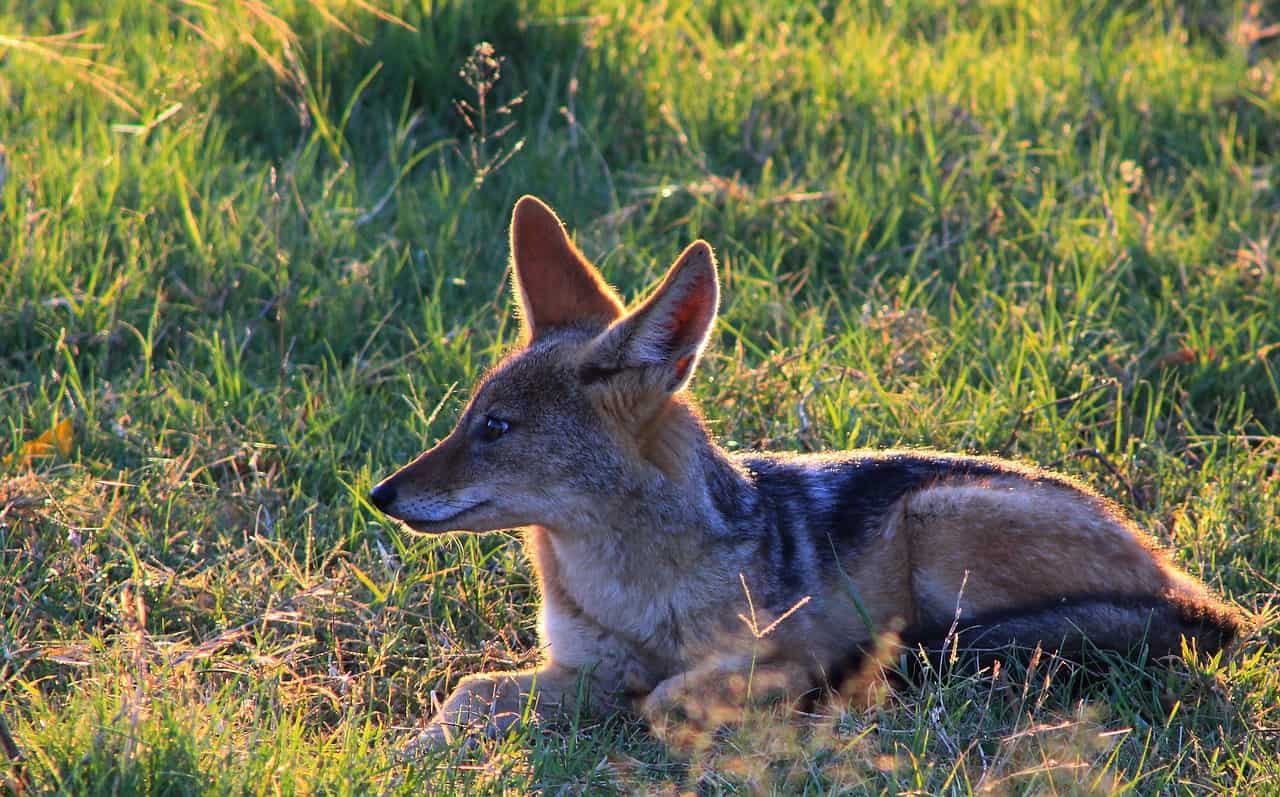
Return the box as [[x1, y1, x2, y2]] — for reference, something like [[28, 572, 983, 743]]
[[533, 416, 758, 650], [547, 399, 757, 552], [635, 398, 713, 481]]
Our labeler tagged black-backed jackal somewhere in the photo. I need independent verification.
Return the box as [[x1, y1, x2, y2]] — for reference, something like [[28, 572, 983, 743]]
[[371, 196, 1247, 751]]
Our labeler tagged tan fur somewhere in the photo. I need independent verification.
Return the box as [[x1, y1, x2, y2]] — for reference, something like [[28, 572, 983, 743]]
[[835, 503, 916, 638], [632, 397, 706, 479], [906, 477, 1172, 621], [370, 197, 1249, 753]]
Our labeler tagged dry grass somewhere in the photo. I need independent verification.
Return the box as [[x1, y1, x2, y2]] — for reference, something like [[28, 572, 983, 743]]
[[1, 0, 1277, 793]]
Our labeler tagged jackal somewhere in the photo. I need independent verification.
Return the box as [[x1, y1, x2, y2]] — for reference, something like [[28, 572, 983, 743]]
[[371, 196, 1246, 750]]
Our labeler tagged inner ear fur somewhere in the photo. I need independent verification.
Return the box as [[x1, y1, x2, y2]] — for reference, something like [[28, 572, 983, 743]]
[[510, 196, 624, 340], [580, 239, 720, 394]]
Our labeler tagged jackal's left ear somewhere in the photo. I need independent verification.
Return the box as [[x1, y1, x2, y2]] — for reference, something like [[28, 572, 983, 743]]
[[581, 240, 719, 393]]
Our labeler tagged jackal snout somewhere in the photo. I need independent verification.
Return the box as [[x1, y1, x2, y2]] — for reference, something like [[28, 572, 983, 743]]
[[368, 479, 396, 512], [369, 430, 487, 533]]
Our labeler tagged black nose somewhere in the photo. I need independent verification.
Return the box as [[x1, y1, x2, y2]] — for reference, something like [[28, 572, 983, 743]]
[[369, 481, 397, 512]]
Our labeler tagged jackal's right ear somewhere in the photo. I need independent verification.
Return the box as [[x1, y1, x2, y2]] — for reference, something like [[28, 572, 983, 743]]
[[510, 196, 624, 341], [580, 240, 719, 395]]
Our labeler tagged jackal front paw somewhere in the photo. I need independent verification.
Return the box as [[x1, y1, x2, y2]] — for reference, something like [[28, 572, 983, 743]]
[[640, 663, 810, 754], [402, 709, 525, 757], [403, 675, 534, 756], [402, 722, 457, 757], [641, 669, 754, 736]]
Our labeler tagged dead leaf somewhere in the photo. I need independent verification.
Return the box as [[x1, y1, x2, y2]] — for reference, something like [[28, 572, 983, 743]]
[[1154, 347, 1217, 368], [4, 417, 74, 468]]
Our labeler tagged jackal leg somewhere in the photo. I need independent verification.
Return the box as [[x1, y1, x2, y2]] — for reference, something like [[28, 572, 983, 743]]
[[405, 662, 595, 754], [904, 479, 1244, 659], [639, 655, 816, 750]]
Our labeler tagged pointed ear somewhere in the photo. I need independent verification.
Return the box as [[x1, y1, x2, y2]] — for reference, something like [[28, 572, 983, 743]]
[[510, 196, 624, 340], [581, 240, 719, 394]]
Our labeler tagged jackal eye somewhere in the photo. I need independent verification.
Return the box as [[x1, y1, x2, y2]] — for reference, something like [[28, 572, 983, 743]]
[[480, 415, 509, 442]]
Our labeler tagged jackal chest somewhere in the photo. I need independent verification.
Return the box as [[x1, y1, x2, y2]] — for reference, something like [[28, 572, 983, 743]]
[[529, 527, 710, 669], [564, 561, 685, 648]]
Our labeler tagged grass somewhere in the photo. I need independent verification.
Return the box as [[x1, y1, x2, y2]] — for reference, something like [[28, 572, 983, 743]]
[[1, 0, 1278, 793]]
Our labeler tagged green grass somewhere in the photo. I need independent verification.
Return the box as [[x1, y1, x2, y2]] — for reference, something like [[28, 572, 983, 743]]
[[2, 0, 1278, 793]]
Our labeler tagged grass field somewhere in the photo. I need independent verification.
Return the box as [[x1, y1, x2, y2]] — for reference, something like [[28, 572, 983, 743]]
[[2, 0, 1279, 793]]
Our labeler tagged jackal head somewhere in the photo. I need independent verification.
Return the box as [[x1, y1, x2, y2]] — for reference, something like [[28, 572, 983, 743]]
[[370, 196, 719, 534]]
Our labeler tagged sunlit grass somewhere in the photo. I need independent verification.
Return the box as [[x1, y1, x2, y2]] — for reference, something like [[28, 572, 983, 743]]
[[1, 0, 1277, 793]]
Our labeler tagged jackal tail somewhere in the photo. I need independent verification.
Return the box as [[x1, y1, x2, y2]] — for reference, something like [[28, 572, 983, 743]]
[[902, 589, 1247, 666]]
